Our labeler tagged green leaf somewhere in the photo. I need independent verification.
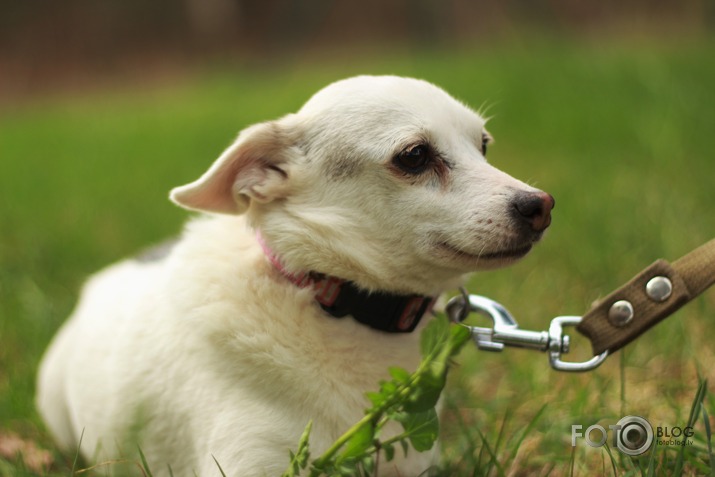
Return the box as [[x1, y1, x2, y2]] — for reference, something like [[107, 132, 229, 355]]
[[304, 319, 470, 475], [338, 462, 359, 476], [403, 371, 445, 412], [361, 456, 375, 475], [288, 451, 297, 473], [448, 321, 472, 354], [400, 439, 409, 457], [281, 421, 312, 477], [420, 315, 450, 357], [383, 442, 395, 462], [394, 408, 439, 452], [296, 421, 313, 466], [365, 391, 385, 409], [379, 379, 398, 395], [405, 323, 469, 413], [339, 421, 375, 460], [388, 366, 411, 384]]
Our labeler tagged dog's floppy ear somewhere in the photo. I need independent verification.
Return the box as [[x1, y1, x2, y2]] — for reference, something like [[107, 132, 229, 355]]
[[170, 119, 296, 214]]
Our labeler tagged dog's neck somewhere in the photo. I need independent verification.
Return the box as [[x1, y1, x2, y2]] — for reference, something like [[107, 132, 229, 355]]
[[256, 231, 436, 333]]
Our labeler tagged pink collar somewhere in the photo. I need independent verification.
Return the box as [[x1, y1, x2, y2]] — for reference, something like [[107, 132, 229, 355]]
[[256, 231, 436, 333], [256, 231, 344, 307]]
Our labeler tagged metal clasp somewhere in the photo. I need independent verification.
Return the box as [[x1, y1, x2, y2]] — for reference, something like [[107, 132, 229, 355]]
[[446, 289, 608, 372]]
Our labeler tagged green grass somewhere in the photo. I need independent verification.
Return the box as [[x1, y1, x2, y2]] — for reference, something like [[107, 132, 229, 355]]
[[2, 35, 715, 475]]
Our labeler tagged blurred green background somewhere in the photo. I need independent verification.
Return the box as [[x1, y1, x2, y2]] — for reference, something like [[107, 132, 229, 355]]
[[1, 1, 715, 475]]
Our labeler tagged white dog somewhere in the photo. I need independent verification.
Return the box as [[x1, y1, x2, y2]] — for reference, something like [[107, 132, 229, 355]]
[[37, 75, 553, 476]]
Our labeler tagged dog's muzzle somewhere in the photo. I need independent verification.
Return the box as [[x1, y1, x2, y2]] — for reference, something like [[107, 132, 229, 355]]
[[511, 191, 555, 233]]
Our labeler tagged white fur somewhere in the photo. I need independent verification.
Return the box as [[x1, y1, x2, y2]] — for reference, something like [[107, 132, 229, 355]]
[[37, 76, 549, 476]]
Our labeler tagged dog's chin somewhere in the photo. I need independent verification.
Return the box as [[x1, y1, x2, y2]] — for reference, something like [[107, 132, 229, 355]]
[[435, 241, 534, 269]]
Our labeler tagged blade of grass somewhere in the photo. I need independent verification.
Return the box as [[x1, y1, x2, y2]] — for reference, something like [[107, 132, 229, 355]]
[[542, 462, 557, 477], [446, 399, 479, 472], [475, 437, 487, 474], [137, 446, 154, 477], [212, 455, 228, 477], [505, 403, 547, 464], [601, 447, 606, 476], [71, 428, 85, 476], [675, 379, 708, 475], [620, 350, 627, 418], [492, 409, 511, 459], [75, 458, 136, 474], [475, 427, 505, 477], [702, 405, 715, 477], [646, 438, 659, 477], [687, 379, 708, 429], [602, 442, 619, 477]]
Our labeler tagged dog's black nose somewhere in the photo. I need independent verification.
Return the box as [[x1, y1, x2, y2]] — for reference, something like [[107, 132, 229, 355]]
[[512, 192, 554, 232]]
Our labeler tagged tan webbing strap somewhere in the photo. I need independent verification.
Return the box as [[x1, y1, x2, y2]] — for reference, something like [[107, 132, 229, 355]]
[[672, 238, 715, 297], [577, 238, 715, 356]]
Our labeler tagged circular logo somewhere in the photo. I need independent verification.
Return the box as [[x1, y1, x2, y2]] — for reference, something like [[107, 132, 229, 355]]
[[615, 415, 654, 456]]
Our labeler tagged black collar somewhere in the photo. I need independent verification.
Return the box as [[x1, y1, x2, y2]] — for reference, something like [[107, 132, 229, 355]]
[[257, 232, 436, 333]]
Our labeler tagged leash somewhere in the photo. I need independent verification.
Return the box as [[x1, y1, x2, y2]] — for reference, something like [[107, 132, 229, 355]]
[[447, 238, 715, 372]]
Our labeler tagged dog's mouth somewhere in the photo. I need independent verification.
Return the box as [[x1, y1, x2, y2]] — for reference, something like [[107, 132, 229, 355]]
[[435, 241, 533, 264]]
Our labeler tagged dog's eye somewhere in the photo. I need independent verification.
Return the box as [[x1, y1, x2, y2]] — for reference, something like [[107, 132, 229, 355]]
[[481, 133, 489, 157], [395, 145, 432, 173]]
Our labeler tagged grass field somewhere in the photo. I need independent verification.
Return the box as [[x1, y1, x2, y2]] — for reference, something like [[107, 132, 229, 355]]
[[1, 36, 715, 475]]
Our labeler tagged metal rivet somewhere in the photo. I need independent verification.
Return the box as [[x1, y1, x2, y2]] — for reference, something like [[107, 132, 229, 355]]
[[645, 276, 673, 303], [608, 300, 634, 327]]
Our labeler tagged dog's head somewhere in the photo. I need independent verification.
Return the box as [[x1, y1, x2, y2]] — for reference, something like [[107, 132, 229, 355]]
[[171, 76, 553, 295]]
